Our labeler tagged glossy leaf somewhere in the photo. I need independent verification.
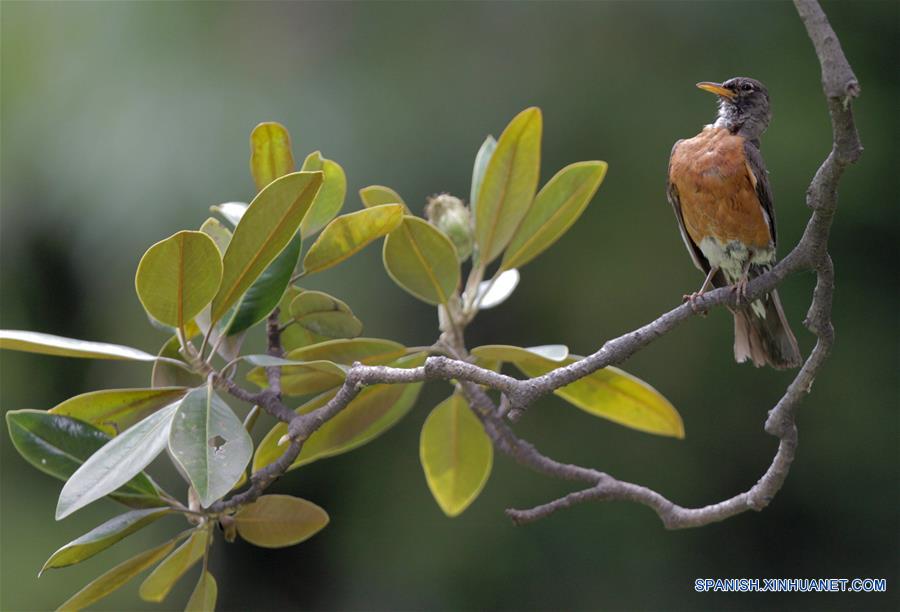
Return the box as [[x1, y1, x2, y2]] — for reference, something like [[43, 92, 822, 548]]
[[168, 384, 252, 508], [502, 161, 607, 270], [235, 494, 329, 548], [49, 387, 189, 436], [383, 216, 460, 305], [56, 402, 179, 520], [474, 107, 542, 265], [470, 344, 569, 363], [277, 286, 328, 350], [420, 394, 493, 517], [253, 353, 425, 471], [359, 185, 406, 209], [470, 135, 497, 213], [135, 231, 223, 329], [302, 204, 404, 275], [300, 151, 346, 237], [41, 508, 170, 575], [185, 571, 217, 612], [0, 330, 155, 361], [250, 121, 295, 192], [55, 539, 177, 612], [474, 268, 520, 310], [199, 217, 232, 254], [210, 171, 323, 325], [151, 336, 203, 389], [210, 202, 248, 227], [6, 410, 162, 508], [513, 356, 684, 438], [139, 529, 208, 602], [224, 231, 302, 336], [289, 290, 362, 339]]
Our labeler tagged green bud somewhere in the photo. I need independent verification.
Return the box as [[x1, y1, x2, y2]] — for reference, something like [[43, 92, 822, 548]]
[[425, 194, 474, 262]]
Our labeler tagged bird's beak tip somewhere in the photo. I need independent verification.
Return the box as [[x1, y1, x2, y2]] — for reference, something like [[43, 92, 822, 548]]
[[696, 82, 736, 99]]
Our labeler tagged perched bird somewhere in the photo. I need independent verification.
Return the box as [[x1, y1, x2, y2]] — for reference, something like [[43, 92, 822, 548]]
[[667, 77, 801, 369]]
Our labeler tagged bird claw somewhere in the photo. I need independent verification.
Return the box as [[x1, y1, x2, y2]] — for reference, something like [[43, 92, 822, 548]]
[[682, 292, 709, 316], [732, 277, 750, 304]]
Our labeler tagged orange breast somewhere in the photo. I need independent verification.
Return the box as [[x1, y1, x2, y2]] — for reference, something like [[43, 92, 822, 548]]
[[669, 127, 772, 249]]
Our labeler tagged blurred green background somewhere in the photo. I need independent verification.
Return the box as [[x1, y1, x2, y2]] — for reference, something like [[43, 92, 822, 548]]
[[2, 1, 897, 610]]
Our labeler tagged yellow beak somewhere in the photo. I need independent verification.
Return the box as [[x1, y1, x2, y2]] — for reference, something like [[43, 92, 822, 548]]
[[696, 81, 736, 99]]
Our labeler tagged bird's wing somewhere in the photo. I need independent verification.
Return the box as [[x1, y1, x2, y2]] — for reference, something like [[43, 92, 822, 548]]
[[742, 140, 777, 247], [666, 140, 710, 273]]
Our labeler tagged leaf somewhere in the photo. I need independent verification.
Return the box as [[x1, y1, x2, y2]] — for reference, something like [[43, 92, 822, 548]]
[[135, 231, 223, 329], [210, 171, 323, 325], [250, 121, 295, 192], [302, 204, 404, 275], [210, 202, 248, 227], [49, 387, 189, 436], [55, 539, 177, 612], [289, 290, 362, 339], [199, 217, 232, 255], [474, 107, 542, 265], [300, 151, 346, 237], [502, 161, 607, 270], [470, 344, 569, 363], [512, 356, 684, 438], [151, 336, 203, 389], [223, 231, 302, 336], [359, 185, 406, 209], [470, 135, 497, 213], [185, 571, 217, 612], [383, 216, 461, 305], [56, 402, 180, 520], [168, 384, 253, 508], [0, 330, 155, 361], [5, 410, 162, 508], [243, 356, 348, 395], [420, 394, 493, 517], [474, 268, 520, 310], [139, 529, 208, 602], [253, 353, 425, 471], [235, 494, 329, 548], [277, 286, 328, 351], [41, 508, 171, 575]]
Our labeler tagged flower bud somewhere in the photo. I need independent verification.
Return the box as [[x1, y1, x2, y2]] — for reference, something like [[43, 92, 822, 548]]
[[425, 194, 474, 262]]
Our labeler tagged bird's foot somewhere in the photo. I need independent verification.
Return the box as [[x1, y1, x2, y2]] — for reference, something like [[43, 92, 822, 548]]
[[732, 276, 750, 304], [682, 292, 709, 317]]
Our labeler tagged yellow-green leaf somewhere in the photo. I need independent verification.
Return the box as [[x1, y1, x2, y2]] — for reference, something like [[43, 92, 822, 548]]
[[470, 344, 569, 364], [199, 217, 232, 255], [359, 185, 406, 209], [0, 330, 155, 361], [277, 286, 328, 351], [250, 121, 295, 192], [49, 387, 189, 436], [383, 216, 460, 305], [289, 290, 362, 339], [151, 335, 203, 389], [470, 135, 497, 212], [185, 571, 217, 612], [502, 161, 607, 270], [234, 494, 329, 548], [474, 107, 542, 265], [302, 204, 404, 275], [135, 231, 223, 329], [139, 529, 208, 602], [210, 171, 323, 325], [55, 539, 177, 612], [420, 394, 493, 517], [300, 151, 346, 237]]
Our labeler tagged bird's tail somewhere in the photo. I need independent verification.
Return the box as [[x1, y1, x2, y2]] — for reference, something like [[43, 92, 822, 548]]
[[732, 288, 801, 369]]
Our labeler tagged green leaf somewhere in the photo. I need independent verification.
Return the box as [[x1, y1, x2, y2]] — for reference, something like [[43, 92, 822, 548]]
[[234, 494, 329, 548], [56, 403, 180, 520], [199, 217, 232, 255], [210, 171, 323, 325], [383, 216, 461, 305], [151, 336, 203, 389], [41, 508, 171, 575], [223, 231, 302, 336], [502, 161, 607, 270], [302, 204, 404, 275], [359, 185, 406, 209], [300, 151, 346, 237], [49, 388, 189, 436], [512, 356, 684, 438], [474, 107, 542, 265], [0, 330, 155, 361], [250, 121, 295, 192], [470, 344, 569, 364], [55, 539, 178, 612], [135, 231, 223, 329], [253, 353, 425, 472], [420, 394, 493, 517], [185, 571, 217, 612], [5, 410, 162, 508], [168, 384, 252, 508], [139, 529, 208, 602], [277, 286, 328, 351], [210, 202, 247, 227], [289, 290, 363, 339], [470, 135, 497, 213]]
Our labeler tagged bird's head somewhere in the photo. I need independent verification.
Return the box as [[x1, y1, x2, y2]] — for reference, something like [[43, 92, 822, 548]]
[[697, 77, 771, 139]]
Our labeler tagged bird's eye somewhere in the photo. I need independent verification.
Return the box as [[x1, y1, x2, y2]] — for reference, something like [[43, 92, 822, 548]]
[[741, 83, 753, 92]]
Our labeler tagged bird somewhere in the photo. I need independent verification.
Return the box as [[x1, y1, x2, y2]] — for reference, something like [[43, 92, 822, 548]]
[[666, 77, 801, 369]]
